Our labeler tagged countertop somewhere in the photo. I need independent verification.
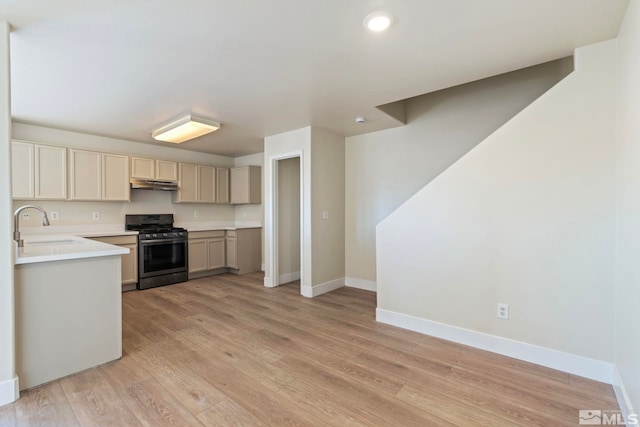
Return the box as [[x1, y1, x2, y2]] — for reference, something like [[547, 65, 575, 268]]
[[14, 221, 262, 265], [15, 234, 129, 265], [177, 221, 262, 232]]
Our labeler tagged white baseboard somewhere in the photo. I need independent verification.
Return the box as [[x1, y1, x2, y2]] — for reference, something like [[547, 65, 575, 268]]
[[612, 365, 636, 424], [345, 277, 377, 292], [376, 308, 615, 384], [0, 376, 19, 406], [279, 271, 301, 285], [301, 277, 345, 298], [263, 276, 275, 287]]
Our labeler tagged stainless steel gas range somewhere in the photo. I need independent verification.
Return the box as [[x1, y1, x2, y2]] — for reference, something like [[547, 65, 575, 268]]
[[125, 214, 188, 290]]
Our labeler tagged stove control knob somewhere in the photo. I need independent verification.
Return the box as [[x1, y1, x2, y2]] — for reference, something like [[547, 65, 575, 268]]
[[179, 232, 184, 236], [163, 233, 168, 237], [152, 234, 157, 238], [145, 234, 151, 239]]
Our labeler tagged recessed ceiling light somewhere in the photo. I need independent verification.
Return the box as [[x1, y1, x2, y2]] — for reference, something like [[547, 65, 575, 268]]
[[152, 114, 220, 143], [363, 11, 393, 32]]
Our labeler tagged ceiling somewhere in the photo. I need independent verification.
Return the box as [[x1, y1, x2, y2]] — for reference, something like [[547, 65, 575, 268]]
[[0, 0, 629, 157]]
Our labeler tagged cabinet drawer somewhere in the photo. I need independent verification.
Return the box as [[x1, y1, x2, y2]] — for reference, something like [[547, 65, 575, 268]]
[[189, 230, 225, 239], [226, 230, 236, 237]]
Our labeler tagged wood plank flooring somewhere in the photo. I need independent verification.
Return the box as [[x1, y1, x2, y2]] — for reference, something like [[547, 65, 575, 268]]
[[0, 272, 620, 426]]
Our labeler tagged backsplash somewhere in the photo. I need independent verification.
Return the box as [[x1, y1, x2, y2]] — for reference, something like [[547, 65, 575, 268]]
[[13, 189, 235, 227]]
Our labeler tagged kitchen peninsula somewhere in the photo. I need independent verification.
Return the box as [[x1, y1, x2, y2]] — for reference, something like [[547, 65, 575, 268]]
[[14, 235, 128, 390]]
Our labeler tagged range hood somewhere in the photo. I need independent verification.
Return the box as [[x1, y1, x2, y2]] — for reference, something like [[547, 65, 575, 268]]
[[130, 178, 178, 191]]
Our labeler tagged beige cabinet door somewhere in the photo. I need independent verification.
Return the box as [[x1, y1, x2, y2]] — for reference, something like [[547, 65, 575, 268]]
[[231, 228, 262, 274], [102, 153, 130, 201], [131, 157, 155, 179], [176, 163, 198, 203], [225, 235, 237, 269], [198, 165, 215, 203], [188, 239, 208, 273], [69, 149, 101, 200], [207, 237, 226, 269], [11, 141, 34, 199], [230, 166, 261, 204], [121, 243, 138, 285], [216, 167, 230, 204], [35, 144, 67, 200], [156, 160, 178, 181]]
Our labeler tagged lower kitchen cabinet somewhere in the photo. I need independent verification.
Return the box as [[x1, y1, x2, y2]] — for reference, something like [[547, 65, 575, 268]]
[[87, 235, 138, 290], [188, 228, 261, 278], [188, 239, 208, 273], [226, 228, 261, 274], [188, 230, 226, 276]]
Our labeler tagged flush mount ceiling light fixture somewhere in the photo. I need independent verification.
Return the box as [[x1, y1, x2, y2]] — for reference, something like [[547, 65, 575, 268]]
[[363, 11, 393, 32], [152, 114, 220, 143]]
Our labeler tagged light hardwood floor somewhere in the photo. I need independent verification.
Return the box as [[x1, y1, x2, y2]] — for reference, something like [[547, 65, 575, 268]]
[[1, 272, 619, 426]]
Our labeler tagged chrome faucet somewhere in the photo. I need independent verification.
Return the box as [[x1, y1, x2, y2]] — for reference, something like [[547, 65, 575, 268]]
[[14, 205, 50, 248]]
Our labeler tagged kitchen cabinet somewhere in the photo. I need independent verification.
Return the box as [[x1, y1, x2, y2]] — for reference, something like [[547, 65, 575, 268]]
[[11, 141, 34, 199], [230, 165, 261, 204], [188, 230, 226, 277], [12, 141, 67, 200], [188, 239, 208, 273], [86, 234, 138, 291], [226, 228, 261, 274], [189, 228, 261, 278], [175, 163, 198, 203], [69, 149, 129, 201], [198, 165, 216, 203], [174, 163, 218, 204], [216, 167, 230, 204], [69, 149, 101, 200], [102, 153, 130, 201], [207, 237, 226, 269], [225, 231, 237, 269], [131, 157, 178, 181]]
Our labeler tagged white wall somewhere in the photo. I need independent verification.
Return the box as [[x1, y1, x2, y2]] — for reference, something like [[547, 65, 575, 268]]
[[311, 127, 345, 287], [277, 157, 300, 280], [263, 126, 345, 295], [377, 40, 616, 368], [264, 127, 312, 289], [614, 0, 640, 414], [345, 58, 573, 289], [0, 20, 18, 406]]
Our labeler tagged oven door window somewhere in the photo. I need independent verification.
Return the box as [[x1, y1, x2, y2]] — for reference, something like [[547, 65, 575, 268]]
[[141, 240, 187, 276]]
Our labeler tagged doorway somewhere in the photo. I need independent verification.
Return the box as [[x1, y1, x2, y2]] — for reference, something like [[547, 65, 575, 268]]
[[276, 157, 301, 285]]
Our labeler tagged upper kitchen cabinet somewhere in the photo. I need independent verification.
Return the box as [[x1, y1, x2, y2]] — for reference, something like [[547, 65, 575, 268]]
[[11, 141, 67, 200], [174, 163, 198, 203], [216, 167, 230, 204], [131, 157, 178, 181], [102, 153, 130, 201], [174, 163, 218, 204], [230, 166, 261, 204], [69, 149, 130, 201], [198, 165, 215, 203]]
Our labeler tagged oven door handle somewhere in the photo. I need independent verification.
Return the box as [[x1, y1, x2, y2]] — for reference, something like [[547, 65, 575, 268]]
[[139, 238, 187, 244]]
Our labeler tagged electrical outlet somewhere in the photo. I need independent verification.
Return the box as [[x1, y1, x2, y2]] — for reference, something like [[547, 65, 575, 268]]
[[50, 211, 59, 221], [92, 211, 100, 220], [22, 212, 30, 220], [322, 210, 329, 220], [194, 210, 199, 218], [497, 303, 509, 320]]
